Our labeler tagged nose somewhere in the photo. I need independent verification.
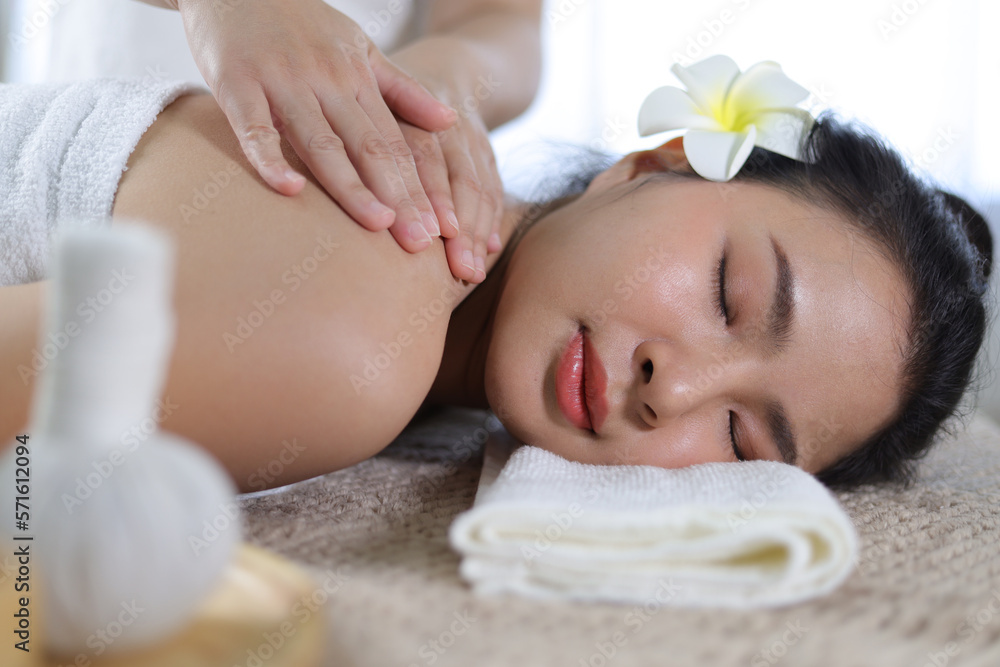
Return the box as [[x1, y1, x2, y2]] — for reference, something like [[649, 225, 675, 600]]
[[633, 338, 749, 427]]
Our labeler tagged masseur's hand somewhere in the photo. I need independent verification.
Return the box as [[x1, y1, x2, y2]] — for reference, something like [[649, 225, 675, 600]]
[[396, 109, 504, 283], [174, 0, 458, 252]]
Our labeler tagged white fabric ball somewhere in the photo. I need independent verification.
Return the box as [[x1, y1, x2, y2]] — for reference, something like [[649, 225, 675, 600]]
[[0, 222, 241, 655]]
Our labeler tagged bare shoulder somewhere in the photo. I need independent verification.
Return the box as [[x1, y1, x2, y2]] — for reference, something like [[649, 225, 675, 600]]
[[112, 91, 471, 490]]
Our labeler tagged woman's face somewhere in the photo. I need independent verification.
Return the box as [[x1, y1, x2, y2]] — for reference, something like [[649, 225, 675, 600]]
[[483, 151, 911, 474]]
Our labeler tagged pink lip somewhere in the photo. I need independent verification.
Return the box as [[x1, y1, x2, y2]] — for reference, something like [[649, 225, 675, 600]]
[[556, 327, 609, 434], [583, 329, 608, 434]]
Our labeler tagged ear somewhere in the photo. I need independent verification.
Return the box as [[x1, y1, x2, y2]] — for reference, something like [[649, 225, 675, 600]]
[[585, 136, 694, 195]]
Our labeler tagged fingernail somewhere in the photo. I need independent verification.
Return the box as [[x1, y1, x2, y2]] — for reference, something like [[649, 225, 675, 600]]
[[475, 255, 486, 280], [422, 212, 440, 237], [461, 249, 476, 273], [284, 168, 305, 185], [410, 221, 433, 245], [446, 210, 460, 234], [488, 232, 502, 252]]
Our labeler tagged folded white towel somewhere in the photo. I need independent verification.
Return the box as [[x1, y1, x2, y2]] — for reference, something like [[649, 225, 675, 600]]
[[449, 426, 859, 609], [0, 76, 205, 287]]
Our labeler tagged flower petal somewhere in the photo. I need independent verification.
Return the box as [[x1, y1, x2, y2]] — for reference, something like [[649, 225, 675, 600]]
[[670, 55, 741, 119], [748, 108, 816, 161], [682, 126, 757, 182], [637, 85, 720, 136], [724, 61, 811, 128]]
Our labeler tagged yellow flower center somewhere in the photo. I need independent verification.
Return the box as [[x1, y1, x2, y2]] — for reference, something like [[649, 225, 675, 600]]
[[717, 91, 760, 133]]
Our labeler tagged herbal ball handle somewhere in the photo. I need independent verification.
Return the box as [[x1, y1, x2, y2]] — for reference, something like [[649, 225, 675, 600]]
[[28, 223, 175, 448]]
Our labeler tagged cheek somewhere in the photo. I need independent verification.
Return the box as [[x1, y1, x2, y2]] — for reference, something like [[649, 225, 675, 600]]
[[597, 242, 706, 337], [481, 282, 558, 436], [622, 419, 728, 467], [482, 335, 526, 431], [609, 216, 713, 316], [519, 417, 730, 468], [527, 200, 717, 320]]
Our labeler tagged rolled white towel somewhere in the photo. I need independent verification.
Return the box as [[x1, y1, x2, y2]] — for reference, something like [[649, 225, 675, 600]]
[[449, 426, 859, 609]]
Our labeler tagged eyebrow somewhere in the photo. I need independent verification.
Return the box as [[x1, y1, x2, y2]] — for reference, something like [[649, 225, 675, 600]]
[[763, 235, 798, 465], [765, 400, 798, 466], [765, 234, 795, 357]]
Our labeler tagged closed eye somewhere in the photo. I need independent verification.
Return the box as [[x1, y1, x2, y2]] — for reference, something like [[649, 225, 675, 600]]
[[715, 250, 729, 323], [716, 246, 747, 462], [729, 411, 746, 462]]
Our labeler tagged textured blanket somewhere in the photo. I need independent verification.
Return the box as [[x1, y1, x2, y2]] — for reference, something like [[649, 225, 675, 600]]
[[238, 406, 1000, 667]]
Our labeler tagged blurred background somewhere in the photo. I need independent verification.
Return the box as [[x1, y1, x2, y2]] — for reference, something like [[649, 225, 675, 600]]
[[3, 0, 998, 417]]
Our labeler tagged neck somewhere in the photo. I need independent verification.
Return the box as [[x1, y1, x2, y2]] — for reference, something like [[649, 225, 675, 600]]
[[422, 196, 538, 411]]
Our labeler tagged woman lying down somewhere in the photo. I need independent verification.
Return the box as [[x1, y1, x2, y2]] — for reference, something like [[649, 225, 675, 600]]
[[0, 59, 992, 495]]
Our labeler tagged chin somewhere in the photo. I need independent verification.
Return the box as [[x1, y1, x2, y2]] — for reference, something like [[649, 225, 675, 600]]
[[483, 375, 525, 439], [483, 370, 544, 450], [484, 383, 566, 457]]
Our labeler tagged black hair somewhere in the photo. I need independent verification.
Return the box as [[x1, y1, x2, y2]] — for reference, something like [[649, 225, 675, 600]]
[[499, 112, 994, 490], [735, 112, 993, 490]]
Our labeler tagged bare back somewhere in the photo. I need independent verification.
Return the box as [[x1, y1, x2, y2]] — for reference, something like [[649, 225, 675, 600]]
[[96, 92, 483, 490]]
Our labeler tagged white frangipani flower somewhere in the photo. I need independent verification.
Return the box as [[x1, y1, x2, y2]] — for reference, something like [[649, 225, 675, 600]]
[[637, 55, 815, 182]]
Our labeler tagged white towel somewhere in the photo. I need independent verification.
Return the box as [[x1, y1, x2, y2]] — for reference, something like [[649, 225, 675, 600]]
[[449, 426, 859, 609], [0, 76, 205, 286]]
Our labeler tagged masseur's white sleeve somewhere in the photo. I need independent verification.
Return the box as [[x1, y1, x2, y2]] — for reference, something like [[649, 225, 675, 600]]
[[9, 0, 426, 85]]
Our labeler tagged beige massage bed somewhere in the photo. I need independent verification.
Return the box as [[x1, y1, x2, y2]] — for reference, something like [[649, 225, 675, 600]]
[[236, 405, 1000, 667]]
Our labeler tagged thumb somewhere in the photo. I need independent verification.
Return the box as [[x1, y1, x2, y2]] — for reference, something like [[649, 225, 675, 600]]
[[370, 53, 458, 132]]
